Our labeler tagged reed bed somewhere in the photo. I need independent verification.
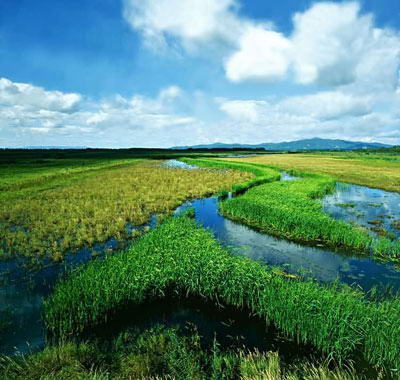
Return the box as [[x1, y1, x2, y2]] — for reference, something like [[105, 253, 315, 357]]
[[0, 160, 252, 260], [0, 326, 364, 379], [44, 217, 400, 371]]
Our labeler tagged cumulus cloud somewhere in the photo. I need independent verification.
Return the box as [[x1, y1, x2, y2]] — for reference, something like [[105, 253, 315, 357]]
[[225, 27, 291, 82], [217, 91, 400, 144], [225, 2, 400, 88], [124, 0, 400, 90], [0, 78, 198, 147], [0, 78, 81, 112], [123, 0, 245, 52]]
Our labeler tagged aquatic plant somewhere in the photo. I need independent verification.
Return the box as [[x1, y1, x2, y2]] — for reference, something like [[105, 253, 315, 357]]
[[0, 160, 252, 260], [44, 217, 400, 371]]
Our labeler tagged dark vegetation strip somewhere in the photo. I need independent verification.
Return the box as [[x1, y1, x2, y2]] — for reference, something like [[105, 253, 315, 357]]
[[0, 326, 362, 379], [44, 217, 400, 371]]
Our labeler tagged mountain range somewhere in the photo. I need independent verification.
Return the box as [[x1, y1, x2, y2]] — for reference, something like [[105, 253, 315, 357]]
[[172, 138, 391, 151]]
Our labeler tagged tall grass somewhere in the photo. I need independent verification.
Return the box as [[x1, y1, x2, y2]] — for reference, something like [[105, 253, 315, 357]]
[[192, 158, 400, 260], [0, 160, 252, 260], [220, 173, 373, 252], [44, 217, 400, 371], [0, 326, 364, 379]]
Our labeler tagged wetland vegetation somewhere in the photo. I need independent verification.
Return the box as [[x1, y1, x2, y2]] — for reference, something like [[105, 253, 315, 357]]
[[44, 216, 400, 373], [224, 151, 400, 192], [0, 154, 251, 261], [1, 149, 400, 379]]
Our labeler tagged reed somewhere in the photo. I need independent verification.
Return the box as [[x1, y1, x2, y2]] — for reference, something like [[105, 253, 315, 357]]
[[44, 217, 400, 371]]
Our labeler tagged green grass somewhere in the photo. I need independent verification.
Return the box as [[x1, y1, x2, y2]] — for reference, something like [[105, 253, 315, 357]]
[[0, 326, 363, 379], [219, 172, 373, 252], [44, 217, 400, 372], [189, 158, 400, 261]]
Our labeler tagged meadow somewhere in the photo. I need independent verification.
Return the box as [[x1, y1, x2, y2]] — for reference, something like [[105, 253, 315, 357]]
[[223, 152, 400, 192], [0, 155, 251, 261], [44, 217, 400, 374]]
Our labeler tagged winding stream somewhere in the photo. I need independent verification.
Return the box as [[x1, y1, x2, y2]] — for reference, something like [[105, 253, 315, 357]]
[[0, 159, 399, 358]]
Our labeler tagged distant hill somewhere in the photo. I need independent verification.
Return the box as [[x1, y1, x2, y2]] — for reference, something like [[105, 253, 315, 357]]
[[172, 138, 391, 151]]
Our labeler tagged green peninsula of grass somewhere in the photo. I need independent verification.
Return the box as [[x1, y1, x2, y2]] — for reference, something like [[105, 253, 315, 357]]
[[45, 217, 400, 372]]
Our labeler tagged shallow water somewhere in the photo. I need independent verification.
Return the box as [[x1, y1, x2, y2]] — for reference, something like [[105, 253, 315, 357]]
[[87, 297, 319, 364], [0, 216, 157, 355], [175, 197, 400, 292], [0, 160, 399, 357], [322, 182, 400, 239]]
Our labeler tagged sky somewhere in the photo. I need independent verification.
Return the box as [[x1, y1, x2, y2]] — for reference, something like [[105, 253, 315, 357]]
[[1, 0, 400, 148]]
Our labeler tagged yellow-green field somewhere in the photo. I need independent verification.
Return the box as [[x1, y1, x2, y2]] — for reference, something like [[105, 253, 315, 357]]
[[0, 160, 252, 260], [222, 153, 400, 192]]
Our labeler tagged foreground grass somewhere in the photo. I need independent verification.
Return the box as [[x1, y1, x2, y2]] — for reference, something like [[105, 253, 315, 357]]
[[0, 326, 364, 379], [224, 153, 400, 192], [0, 160, 252, 260], [45, 217, 400, 372]]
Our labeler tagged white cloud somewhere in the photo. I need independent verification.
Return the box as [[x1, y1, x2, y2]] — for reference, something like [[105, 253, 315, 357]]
[[225, 27, 292, 82], [224, 2, 400, 88], [279, 92, 373, 120], [0, 78, 198, 147], [217, 91, 400, 144], [218, 99, 268, 123], [125, 0, 400, 91], [0, 78, 81, 112], [123, 0, 245, 52]]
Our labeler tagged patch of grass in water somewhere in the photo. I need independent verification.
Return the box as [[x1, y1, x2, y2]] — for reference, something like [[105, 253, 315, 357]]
[[392, 220, 400, 230], [192, 158, 400, 262], [367, 203, 384, 208], [336, 202, 357, 208], [44, 217, 400, 372]]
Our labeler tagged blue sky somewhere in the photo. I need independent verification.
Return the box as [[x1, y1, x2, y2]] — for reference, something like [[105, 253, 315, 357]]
[[1, 0, 399, 147]]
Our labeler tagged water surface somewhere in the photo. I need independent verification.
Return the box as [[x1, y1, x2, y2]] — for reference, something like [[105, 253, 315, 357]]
[[323, 182, 400, 239]]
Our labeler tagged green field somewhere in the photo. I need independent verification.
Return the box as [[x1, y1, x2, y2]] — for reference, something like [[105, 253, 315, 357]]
[[1, 149, 400, 378]]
